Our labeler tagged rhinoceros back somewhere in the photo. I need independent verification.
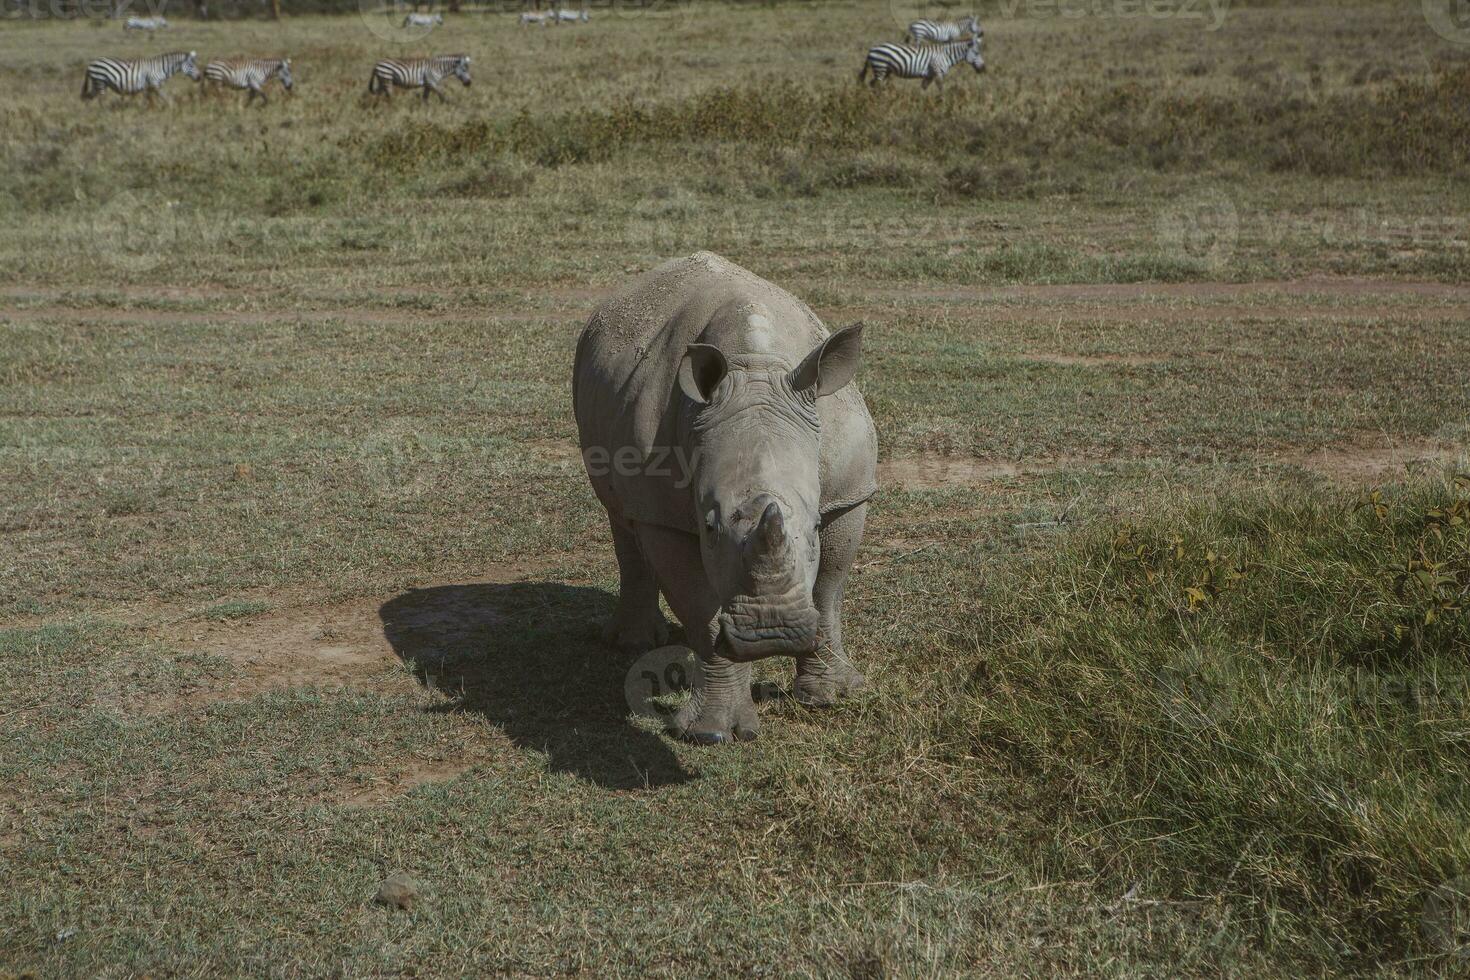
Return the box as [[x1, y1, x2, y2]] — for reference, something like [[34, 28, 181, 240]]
[[574, 251, 877, 534]]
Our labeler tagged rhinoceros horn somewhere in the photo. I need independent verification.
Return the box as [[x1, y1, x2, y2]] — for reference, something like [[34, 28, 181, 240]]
[[718, 494, 819, 659], [754, 499, 787, 559]]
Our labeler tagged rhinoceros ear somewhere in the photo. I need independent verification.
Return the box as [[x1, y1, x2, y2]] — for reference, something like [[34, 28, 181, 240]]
[[678, 343, 729, 404], [790, 322, 864, 398]]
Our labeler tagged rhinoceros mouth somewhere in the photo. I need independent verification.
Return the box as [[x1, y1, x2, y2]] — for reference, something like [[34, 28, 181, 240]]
[[716, 587, 819, 661]]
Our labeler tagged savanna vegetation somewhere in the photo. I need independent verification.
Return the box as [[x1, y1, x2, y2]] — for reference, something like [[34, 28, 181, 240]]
[[3, 0, 1469, 975]]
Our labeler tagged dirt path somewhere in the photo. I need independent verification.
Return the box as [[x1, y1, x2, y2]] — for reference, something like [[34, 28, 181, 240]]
[[9, 277, 1468, 348], [867, 277, 1470, 303], [0, 305, 557, 326], [878, 439, 1467, 490]]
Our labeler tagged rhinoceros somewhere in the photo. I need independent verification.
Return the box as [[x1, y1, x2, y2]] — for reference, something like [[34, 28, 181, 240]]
[[573, 252, 878, 744]]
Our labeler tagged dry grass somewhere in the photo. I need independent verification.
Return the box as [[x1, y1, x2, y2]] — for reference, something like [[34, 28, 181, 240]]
[[3, 1, 1470, 976]]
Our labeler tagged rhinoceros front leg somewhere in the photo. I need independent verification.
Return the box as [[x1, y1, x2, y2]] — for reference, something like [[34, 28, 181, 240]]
[[634, 522, 759, 744], [602, 517, 670, 652], [795, 502, 868, 706]]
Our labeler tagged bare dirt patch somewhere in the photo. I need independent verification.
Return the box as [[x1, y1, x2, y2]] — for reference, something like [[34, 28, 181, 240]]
[[0, 304, 550, 327], [875, 277, 1470, 304], [1283, 440, 1468, 484], [341, 760, 478, 807], [157, 566, 559, 707], [879, 452, 1085, 489], [135, 565, 588, 802], [879, 441, 1469, 490], [164, 596, 422, 704]]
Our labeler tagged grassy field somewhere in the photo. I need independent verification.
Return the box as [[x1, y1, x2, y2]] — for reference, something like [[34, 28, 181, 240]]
[[3, 0, 1470, 975]]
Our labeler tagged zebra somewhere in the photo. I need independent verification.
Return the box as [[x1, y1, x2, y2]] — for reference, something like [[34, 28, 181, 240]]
[[401, 12, 443, 27], [123, 15, 168, 30], [859, 38, 985, 90], [553, 8, 588, 22], [82, 50, 201, 103], [906, 15, 981, 43], [204, 57, 293, 104], [520, 11, 549, 25], [367, 55, 471, 103]]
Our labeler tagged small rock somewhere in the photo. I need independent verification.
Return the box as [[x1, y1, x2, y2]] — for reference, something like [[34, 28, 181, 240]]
[[375, 872, 420, 910], [55, 927, 78, 942]]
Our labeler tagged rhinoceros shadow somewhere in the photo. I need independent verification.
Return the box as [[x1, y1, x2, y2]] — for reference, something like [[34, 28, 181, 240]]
[[378, 582, 696, 790]]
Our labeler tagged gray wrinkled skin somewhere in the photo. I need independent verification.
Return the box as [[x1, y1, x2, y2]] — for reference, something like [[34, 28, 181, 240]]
[[574, 252, 878, 744]]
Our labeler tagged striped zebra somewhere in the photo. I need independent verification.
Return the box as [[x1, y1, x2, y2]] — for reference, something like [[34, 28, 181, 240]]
[[204, 57, 293, 104], [553, 8, 588, 22], [401, 12, 442, 27], [906, 15, 981, 43], [367, 55, 471, 103], [82, 50, 201, 102], [859, 38, 984, 89], [123, 15, 168, 30]]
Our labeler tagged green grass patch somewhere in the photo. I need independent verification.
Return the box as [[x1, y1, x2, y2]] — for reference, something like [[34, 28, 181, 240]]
[[940, 477, 1470, 967]]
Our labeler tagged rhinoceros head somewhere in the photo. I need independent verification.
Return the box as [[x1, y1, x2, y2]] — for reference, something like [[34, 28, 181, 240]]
[[677, 320, 865, 662]]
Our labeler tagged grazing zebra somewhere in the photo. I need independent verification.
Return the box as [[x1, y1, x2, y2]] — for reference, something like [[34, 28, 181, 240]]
[[204, 57, 293, 104], [123, 15, 168, 30], [906, 15, 981, 43], [82, 50, 201, 102], [859, 38, 984, 89], [401, 12, 442, 27], [367, 55, 471, 103]]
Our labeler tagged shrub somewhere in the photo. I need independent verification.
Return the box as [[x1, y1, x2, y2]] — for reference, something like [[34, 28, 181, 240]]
[[360, 68, 1470, 183]]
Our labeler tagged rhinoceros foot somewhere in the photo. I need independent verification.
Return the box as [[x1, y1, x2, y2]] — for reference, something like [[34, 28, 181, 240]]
[[793, 659, 866, 707], [671, 693, 759, 744], [600, 612, 671, 653]]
